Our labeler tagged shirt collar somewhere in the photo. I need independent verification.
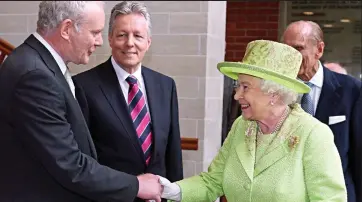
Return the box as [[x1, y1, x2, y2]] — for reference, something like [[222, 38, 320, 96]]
[[32, 32, 68, 76], [308, 60, 324, 88], [111, 56, 142, 83]]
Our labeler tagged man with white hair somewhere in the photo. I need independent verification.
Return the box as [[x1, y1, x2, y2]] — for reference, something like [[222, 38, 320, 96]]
[[0, 1, 162, 202], [324, 61, 348, 75], [282, 20, 362, 202]]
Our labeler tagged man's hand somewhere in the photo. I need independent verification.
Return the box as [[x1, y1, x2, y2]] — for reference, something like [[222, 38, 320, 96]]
[[137, 174, 163, 202]]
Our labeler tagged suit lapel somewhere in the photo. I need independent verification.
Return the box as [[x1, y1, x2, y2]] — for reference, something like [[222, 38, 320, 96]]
[[25, 35, 79, 106], [235, 121, 256, 181], [25, 35, 97, 157], [25, 35, 59, 76], [254, 140, 289, 177], [315, 67, 341, 124], [142, 67, 162, 162], [97, 59, 146, 164]]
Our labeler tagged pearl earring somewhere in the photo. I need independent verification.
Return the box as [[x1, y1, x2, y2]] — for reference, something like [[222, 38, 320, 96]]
[[270, 101, 274, 106]]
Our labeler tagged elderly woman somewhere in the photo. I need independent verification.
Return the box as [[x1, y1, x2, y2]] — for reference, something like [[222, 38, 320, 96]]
[[160, 40, 347, 202]]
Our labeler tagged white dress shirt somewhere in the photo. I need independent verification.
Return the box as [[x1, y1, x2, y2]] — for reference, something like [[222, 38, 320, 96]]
[[307, 61, 324, 113], [32, 32, 76, 98], [111, 56, 150, 112], [297, 61, 324, 113]]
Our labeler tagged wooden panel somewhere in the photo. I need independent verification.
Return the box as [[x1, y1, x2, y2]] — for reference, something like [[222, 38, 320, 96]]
[[181, 137, 198, 150]]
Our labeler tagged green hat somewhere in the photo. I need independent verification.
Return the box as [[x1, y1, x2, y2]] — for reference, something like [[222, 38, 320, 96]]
[[217, 40, 310, 93]]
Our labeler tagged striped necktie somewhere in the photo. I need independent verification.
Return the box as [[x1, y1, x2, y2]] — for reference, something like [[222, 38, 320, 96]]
[[301, 82, 314, 115], [126, 75, 152, 165]]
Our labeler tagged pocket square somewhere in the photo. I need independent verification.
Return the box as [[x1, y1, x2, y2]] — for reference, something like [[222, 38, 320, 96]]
[[328, 115, 346, 125]]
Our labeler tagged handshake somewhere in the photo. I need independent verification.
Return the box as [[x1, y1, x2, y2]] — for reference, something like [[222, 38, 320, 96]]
[[137, 173, 181, 202]]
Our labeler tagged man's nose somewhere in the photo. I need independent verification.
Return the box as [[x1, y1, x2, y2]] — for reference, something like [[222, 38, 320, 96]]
[[95, 33, 103, 46], [126, 35, 135, 47]]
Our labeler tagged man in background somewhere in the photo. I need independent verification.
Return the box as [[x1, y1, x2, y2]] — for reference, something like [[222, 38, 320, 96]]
[[282, 20, 362, 202], [0, 1, 162, 201], [324, 61, 348, 75], [73, 2, 183, 201]]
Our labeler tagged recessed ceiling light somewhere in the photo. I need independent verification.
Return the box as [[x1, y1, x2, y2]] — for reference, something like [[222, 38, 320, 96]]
[[323, 24, 333, 28], [340, 19, 351, 23], [303, 11, 314, 16]]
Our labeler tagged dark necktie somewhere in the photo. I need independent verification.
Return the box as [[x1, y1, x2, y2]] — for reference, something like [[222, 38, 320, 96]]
[[126, 75, 152, 165]]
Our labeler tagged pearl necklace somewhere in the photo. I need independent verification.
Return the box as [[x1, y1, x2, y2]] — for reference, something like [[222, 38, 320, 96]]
[[258, 106, 290, 135]]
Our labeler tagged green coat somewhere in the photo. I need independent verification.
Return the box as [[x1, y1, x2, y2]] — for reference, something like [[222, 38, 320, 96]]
[[177, 104, 347, 202]]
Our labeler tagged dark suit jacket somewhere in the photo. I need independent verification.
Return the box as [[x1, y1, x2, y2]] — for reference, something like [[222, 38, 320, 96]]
[[0, 35, 139, 202], [73, 58, 183, 201], [314, 67, 362, 202]]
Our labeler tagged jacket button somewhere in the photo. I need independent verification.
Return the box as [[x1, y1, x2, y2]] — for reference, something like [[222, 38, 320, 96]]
[[243, 184, 250, 190]]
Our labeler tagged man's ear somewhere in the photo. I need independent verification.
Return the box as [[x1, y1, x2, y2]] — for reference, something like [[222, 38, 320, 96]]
[[59, 19, 73, 41], [316, 41, 325, 59], [145, 36, 152, 52], [108, 33, 113, 48]]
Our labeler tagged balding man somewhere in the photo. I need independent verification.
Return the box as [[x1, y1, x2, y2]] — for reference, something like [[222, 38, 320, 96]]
[[282, 20, 362, 202], [324, 62, 348, 75]]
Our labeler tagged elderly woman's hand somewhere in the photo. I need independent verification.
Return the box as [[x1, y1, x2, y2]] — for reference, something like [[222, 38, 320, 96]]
[[158, 176, 182, 201]]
